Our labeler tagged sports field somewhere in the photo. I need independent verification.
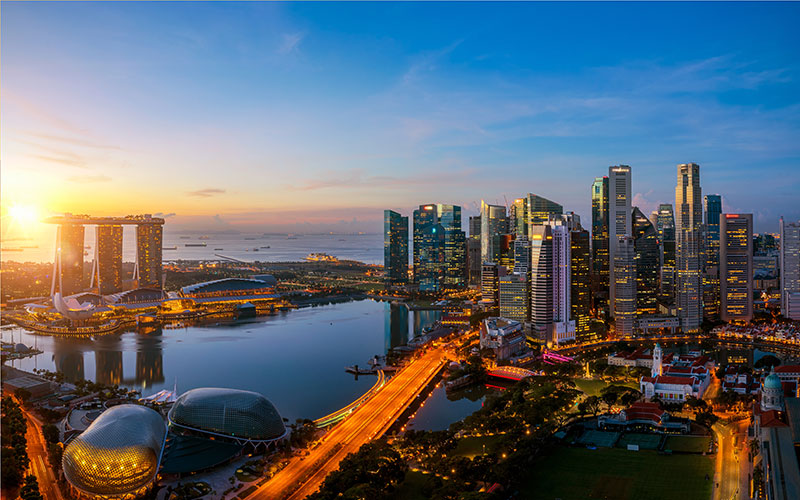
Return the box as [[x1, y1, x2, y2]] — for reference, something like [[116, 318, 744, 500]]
[[521, 446, 713, 500], [665, 435, 712, 454], [616, 432, 662, 450]]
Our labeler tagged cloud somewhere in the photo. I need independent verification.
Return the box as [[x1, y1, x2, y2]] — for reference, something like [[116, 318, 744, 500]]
[[187, 188, 226, 198], [67, 174, 112, 183], [278, 31, 306, 54], [30, 153, 88, 168], [154, 212, 177, 218], [25, 132, 122, 151]]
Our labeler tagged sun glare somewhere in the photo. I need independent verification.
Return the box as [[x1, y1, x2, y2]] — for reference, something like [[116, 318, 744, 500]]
[[7, 204, 39, 226]]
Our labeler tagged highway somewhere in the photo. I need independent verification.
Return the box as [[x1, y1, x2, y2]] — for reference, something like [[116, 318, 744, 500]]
[[713, 419, 749, 500], [248, 345, 447, 500], [23, 408, 64, 500]]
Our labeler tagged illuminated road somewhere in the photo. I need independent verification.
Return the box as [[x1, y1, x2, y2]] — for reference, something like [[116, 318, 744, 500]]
[[313, 370, 385, 428], [23, 409, 64, 500], [249, 345, 447, 500], [713, 420, 749, 500]]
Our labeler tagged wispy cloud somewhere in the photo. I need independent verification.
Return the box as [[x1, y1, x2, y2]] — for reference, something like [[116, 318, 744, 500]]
[[154, 212, 177, 218], [278, 31, 305, 54], [30, 153, 88, 168], [187, 188, 226, 198], [25, 132, 122, 151], [67, 174, 112, 183]]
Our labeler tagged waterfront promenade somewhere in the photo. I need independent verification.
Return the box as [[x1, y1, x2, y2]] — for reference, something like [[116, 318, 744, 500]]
[[248, 345, 447, 500]]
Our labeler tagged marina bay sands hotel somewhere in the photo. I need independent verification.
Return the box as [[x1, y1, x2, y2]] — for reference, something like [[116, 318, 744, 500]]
[[45, 214, 165, 296]]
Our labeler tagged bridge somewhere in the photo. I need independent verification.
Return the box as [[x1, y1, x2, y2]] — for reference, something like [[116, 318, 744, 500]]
[[541, 351, 575, 364], [488, 366, 537, 381], [313, 370, 385, 428], [246, 345, 447, 500]]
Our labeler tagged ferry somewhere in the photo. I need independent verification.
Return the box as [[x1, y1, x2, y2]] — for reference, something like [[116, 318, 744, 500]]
[[214, 248, 224, 250], [180, 236, 191, 239], [305, 253, 338, 262], [163, 246, 178, 250], [185, 242, 207, 247]]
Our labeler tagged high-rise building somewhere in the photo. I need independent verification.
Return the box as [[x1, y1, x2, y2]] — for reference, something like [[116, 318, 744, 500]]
[[437, 204, 466, 288], [53, 223, 85, 296], [466, 238, 482, 286], [95, 225, 123, 294], [413, 205, 444, 291], [570, 227, 593, 343], [481, 263, 502, 306], [383, 210, 409, 286], [135, 219, 163, 289], [780, 217, 800, 320], [657, 203, 676, 303], [529, 225, 553, 344], [469, 216, 481, 239], [675, 163, 703, 332], [498, 233, 516, 273], [512, 198, 528, 238], [720, 214, 753, 323], [632, 207, 658, 315], [480, 201, 507, 265], [703, 194, 722, 320], [513, 237, 531, 273], [608, 165, 632, 316], [499, 273, 529, 323], [614, 236, 637, 337], [591, 176, 610, 313], [550, 222, 575, 344], [526, 194, 563, 231]]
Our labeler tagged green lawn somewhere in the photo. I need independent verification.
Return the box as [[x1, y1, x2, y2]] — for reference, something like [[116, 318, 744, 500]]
[[449, 435, 505, 459], [521, 446, 713, 500], [573, 378, 639, 396], [392, 470, 436, 500], [665, 436, 711, 454], [616, 433, 662, 450]]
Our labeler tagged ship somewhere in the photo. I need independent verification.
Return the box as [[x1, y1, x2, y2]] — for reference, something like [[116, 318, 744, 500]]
[[198, 235, 210, 240], [305, 253, 338, 262], [185, 242, 207, 247], [163, 246, 178, 250], [1, 248, 24, 252]]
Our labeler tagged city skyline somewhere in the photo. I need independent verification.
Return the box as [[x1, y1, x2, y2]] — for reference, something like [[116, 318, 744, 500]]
[[2, 1, 799, 248]]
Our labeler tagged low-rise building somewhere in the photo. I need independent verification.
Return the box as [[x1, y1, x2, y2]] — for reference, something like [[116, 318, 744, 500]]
[[480, 317, 527, 361], [598, 401, 690, 434]]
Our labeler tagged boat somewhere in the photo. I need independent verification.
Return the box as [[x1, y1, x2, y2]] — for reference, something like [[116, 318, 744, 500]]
[[306, 253, 338, 262], [1, 248, 24, 252], [198, 235, 210, 240], [214, 248, 224, 250], [287, 234, 298, 240], [185, 242, 207, 247], [163, 246, 178, 250], [180, 236, 191, 239], [244, 237, 258, 240], [252, 248, 259, 251], [260, 246, 270, 249]]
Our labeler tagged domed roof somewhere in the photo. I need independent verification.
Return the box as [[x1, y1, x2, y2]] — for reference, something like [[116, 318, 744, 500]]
[[169, 387, 285, 441], [764, 367, 782, 391], [63, 404, 166, 496]]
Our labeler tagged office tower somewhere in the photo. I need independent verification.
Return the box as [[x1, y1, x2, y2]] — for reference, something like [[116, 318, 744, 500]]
[[94, 225, 123, 294], [529, 225, 553, 344], [608, 165, 632, 316], [383, 210, 409, 286], [437, 204, 466, 288], [632, 207, 658, 315], [413, 205, 444, 291], [499, 273, 529, 322], [780, 217, 800, 320], [512, 198, 528, 238], [498, 233, 516, 272], [591, 176, 610, 312], [466, 238, 482, 286], [649, 210, 659, 231], [526, 194, 563, 231], [614, 236, 637, 337], [551, 222, 575, 344], [570, 227, 593, 343], [481, 263, 501, 305], [720, 214, 753, 322], [513, 237, 531, 273], [657, 203, 676, 303], [52, 223, 85, 296], [469, 215, 481, 239], [480, 201, 507, 264], [135, 221, 164, 289], [755, 233, 778, 255], [703, 195, 722, 320], [675, 163, 703, 332]]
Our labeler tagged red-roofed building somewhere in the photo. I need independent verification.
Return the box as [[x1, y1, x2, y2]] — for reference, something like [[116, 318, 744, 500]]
[[598, 401, 690, 433]]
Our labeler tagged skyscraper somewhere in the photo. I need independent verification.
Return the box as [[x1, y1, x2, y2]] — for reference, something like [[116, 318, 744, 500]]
[[437, 204, 466, 288], [780, 217, 800, 320], [526, 194, 563, 231], [720, 214, 753, 323], [550, 221, 575, 344], [466, 238, 482, 286], [608, 165, 632, 315], [481, 262, 502, 306], [413, 205, 444, 291], [675, 163, 703, 332], [529, 225, 553, 344], [480, 201, 507, 265], [383, 210, 409, 286], [591, 176, 610, 312], [614, 236, 637, 337], [703, 194, 722, 320], [513, 237, 531, 273], [632, 207, 658, 315], [135, 219, 164, 289], [53, 223, 85, 296], [469, 215, 481, 239], [95, 225, 123, 294], [570, 227, 593, 343], [657, 203, 676, 303], [499, 273, 529, 323], [512, 198, 528, 238]]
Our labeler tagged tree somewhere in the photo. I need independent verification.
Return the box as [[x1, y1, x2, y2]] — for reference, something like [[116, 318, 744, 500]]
[[19, 475, 43, 500], [42, 424, 60, 444], [755, 355, 781, 369]]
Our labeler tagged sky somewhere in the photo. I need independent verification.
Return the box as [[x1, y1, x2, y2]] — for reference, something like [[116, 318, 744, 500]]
[[2, 1, 799, 247]]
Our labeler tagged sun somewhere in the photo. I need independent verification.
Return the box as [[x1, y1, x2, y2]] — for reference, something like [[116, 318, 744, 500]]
[[7, 204, 40, 226]]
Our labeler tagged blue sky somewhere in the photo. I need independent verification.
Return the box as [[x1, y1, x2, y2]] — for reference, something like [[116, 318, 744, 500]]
[[2, 1, 799, 236]]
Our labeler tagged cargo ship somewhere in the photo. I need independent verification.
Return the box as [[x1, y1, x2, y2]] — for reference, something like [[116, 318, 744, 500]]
[[185, 242, 207, 247]]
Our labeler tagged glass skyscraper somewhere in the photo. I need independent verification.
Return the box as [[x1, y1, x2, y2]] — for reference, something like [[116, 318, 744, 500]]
[[95, 225, 123, 294], [720, 214, 753, 322], [632, 207, 659, 316], [136, 221, 163, 289], [413, 205, 444, 291], [657, 203, 676, 303], [591, 176, 609, 313], [608, 165, 632, 317], [703, 194, 722, 320], [383, 210, 409, 285], [480, 201, 507, 265], [676, 163, 703, 332]]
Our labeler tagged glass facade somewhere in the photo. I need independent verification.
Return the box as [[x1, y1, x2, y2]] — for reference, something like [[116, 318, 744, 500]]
[[96, 225, 123, 294], [591, 176, 609, 311], [62, 404, 166, 498], [676, 163, 703, 332], [383, 210, 409, 285], [526, 193, 562, 230], [720, 214, 753, 322], [169, 387, 286, 441], [136, 223, 163, 288], [570, 228, 593, 342], [632, 207, 659, 315], [59, 223, 85, 295], [480, 201, 507, 264]]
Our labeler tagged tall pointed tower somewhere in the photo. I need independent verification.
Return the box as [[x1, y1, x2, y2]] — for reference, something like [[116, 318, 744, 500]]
[[651, 343, 663, 377]]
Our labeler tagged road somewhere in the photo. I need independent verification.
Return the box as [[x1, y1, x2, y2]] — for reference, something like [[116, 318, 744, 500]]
[[248, 345, 447, 500], [22, 408, 64, 500], [713, 419, 749, 500]]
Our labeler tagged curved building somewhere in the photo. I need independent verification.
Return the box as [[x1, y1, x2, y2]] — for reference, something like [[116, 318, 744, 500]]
[[168, 388, 286, 444], [179, 278, 276, 298], [63, 404, 166, 499]]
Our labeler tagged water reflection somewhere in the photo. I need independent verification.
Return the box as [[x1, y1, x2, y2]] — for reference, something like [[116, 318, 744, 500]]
[[135, 329, 164, 388], [385, 303, 410, 351], [52, 338, 85, 383]]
